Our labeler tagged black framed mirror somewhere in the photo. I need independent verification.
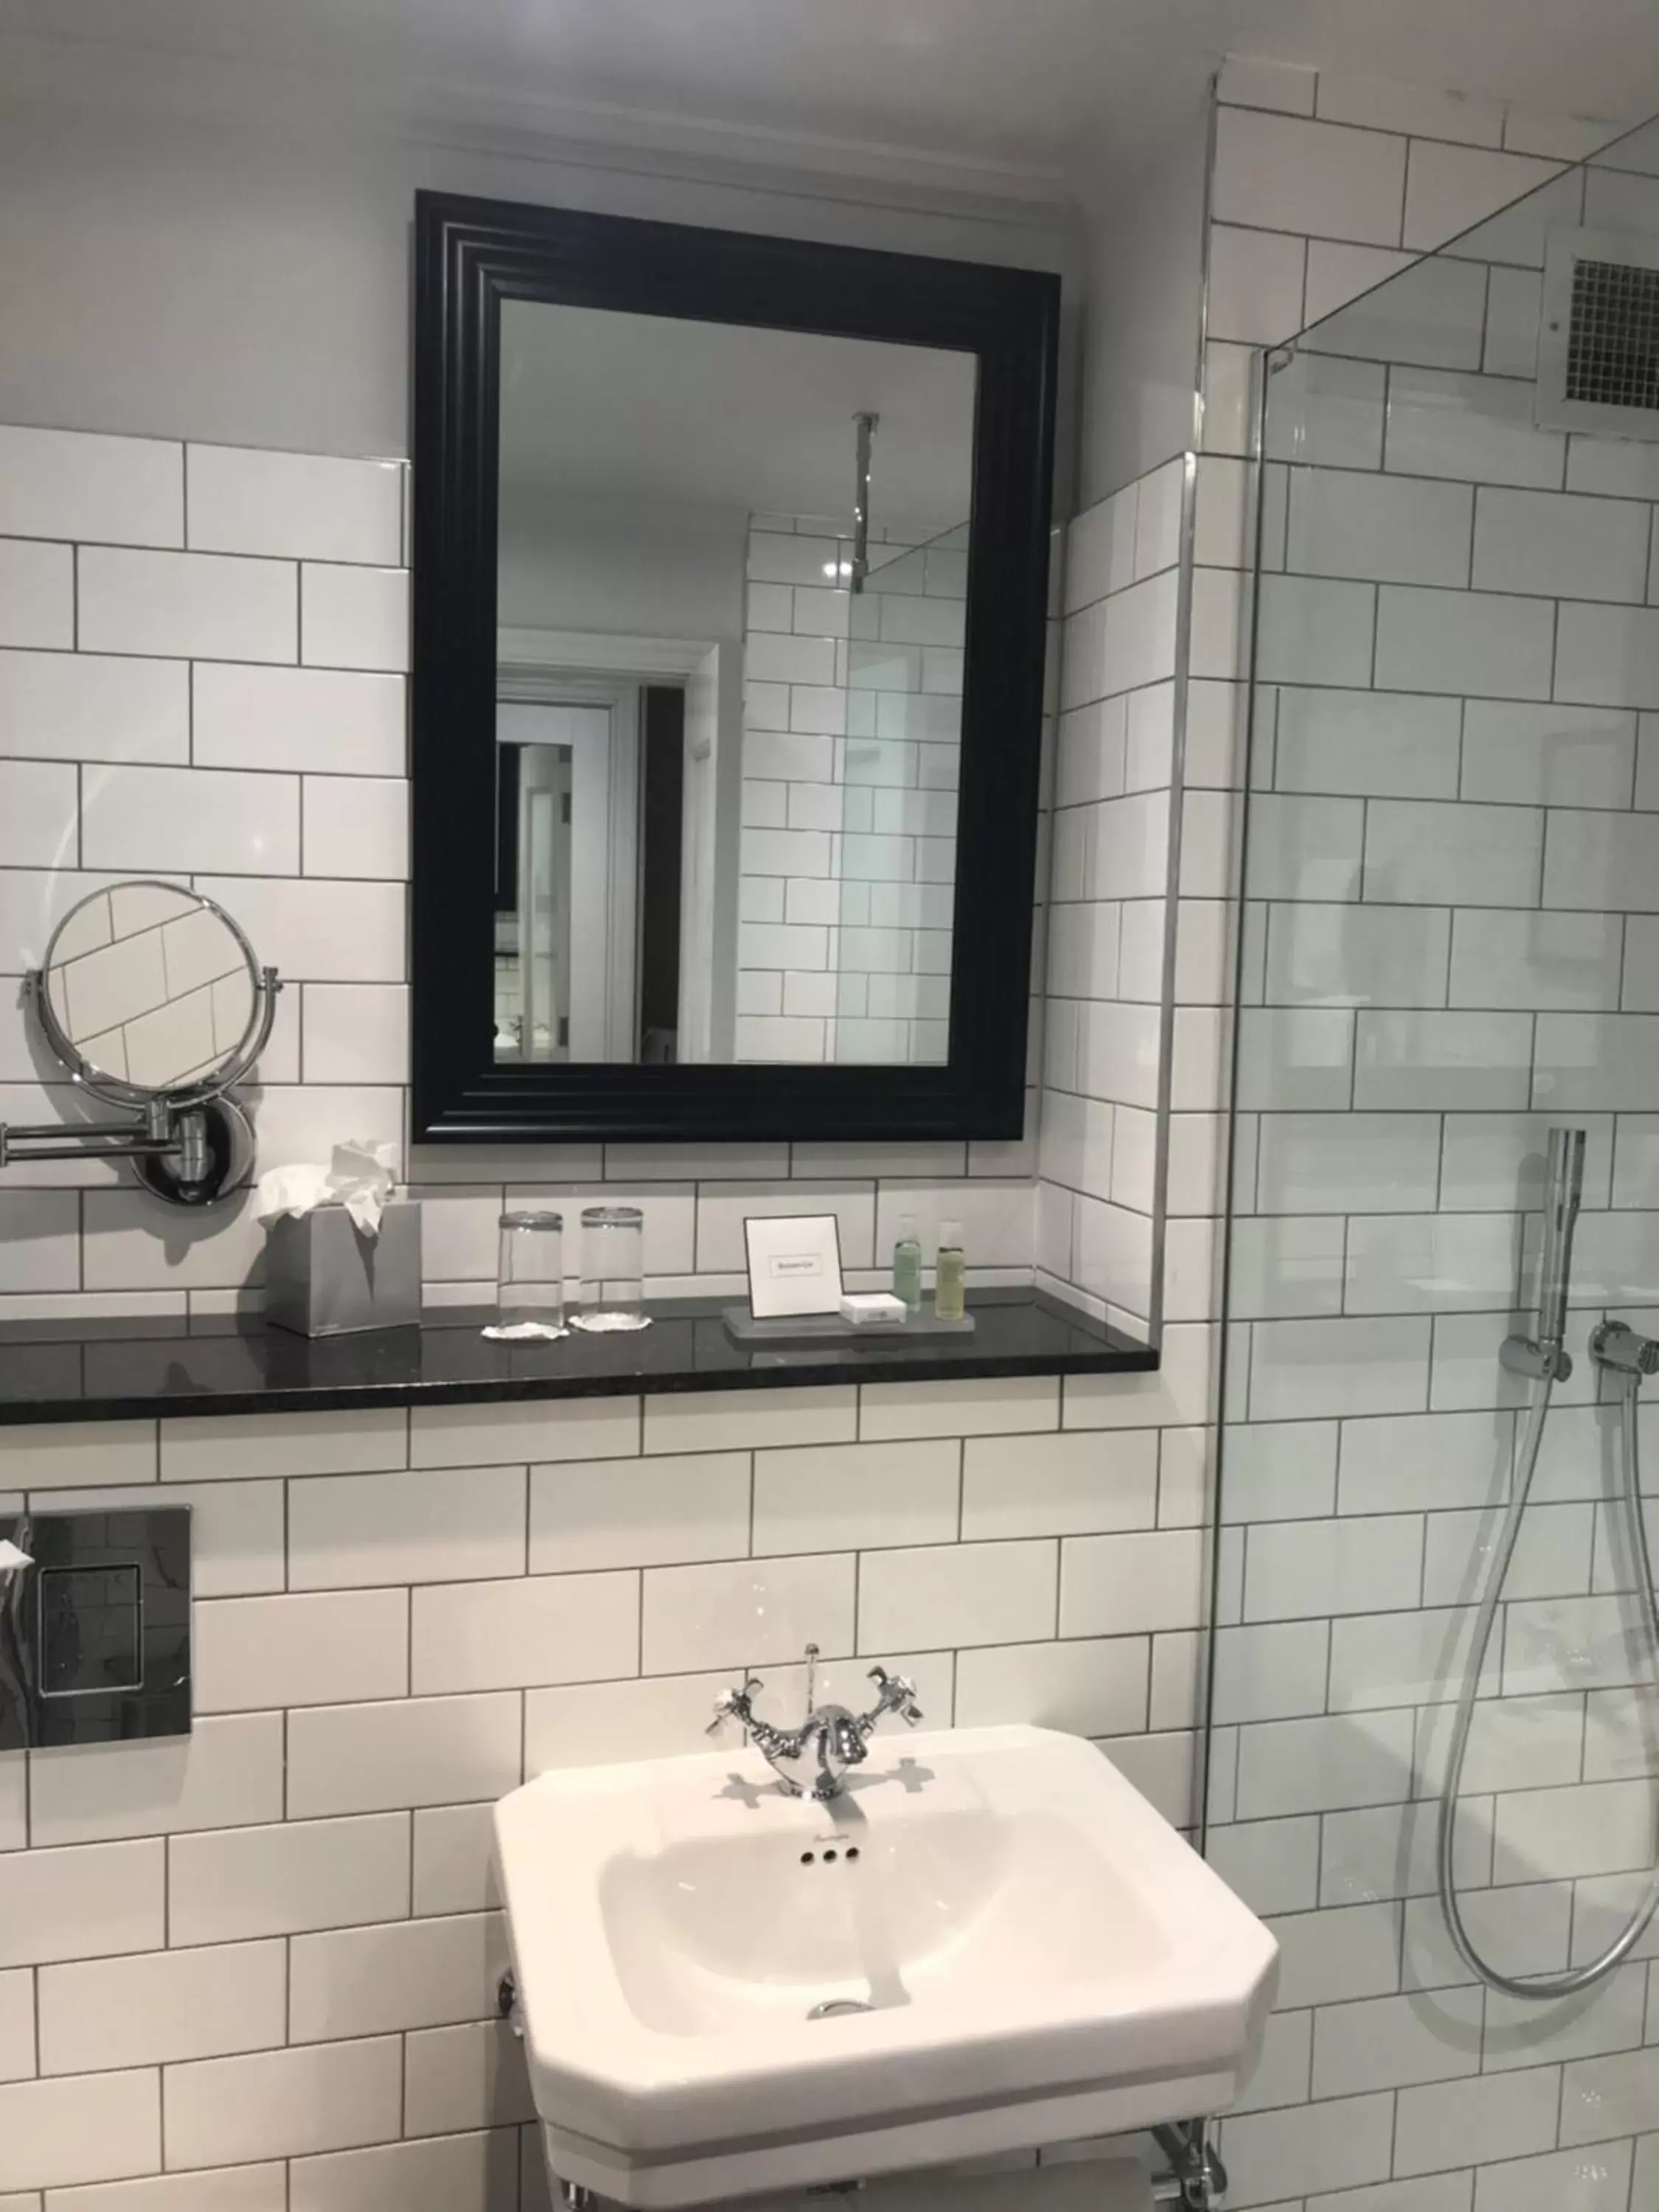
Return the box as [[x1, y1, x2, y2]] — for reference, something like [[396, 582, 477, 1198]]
[[411, 189, 1060, 1145]]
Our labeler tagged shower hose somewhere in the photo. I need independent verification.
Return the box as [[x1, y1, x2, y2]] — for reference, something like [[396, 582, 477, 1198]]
[[1436, 1368, 1659, 1999]]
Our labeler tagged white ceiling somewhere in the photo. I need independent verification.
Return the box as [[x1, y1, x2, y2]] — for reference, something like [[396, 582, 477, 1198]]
[[498, 302, 975, 525], [4, 0, 1656, 198]]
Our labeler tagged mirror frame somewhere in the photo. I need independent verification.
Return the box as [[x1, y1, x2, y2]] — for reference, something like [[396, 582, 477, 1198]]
[[411, 189, 1060, 1145]]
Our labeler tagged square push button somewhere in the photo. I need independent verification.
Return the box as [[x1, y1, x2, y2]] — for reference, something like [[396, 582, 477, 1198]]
[[40, 1563, 144, 1697]]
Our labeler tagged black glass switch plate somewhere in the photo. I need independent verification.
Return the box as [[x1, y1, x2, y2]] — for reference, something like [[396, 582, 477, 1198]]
[[0, 1506, 190, 1748]]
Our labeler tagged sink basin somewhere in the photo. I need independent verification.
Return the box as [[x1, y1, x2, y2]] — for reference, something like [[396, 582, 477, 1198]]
[[495, 1723, 1277, 2207]]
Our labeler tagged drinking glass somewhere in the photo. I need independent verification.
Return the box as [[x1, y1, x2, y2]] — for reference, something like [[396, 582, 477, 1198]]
[[496, 1211, 565, 1334], [575, 1204, 648, 1331]]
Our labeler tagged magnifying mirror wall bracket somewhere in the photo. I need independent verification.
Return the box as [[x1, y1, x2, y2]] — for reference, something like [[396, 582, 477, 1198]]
[[1, 883, 282, 1207]]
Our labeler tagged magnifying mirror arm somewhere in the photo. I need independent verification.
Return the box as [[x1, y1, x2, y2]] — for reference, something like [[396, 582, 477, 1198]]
[[0, 1122, 184, 1162], [0, 1097, 221, 1172]]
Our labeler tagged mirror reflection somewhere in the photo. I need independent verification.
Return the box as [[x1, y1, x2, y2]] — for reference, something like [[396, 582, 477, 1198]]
[[493, 302, 975, 1068], [1, 878, 278, 1208], [41, 881, 257, 1096]]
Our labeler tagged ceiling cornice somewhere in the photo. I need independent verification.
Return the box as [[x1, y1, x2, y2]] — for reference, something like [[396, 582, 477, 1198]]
[[0, 26, 1081, 233]]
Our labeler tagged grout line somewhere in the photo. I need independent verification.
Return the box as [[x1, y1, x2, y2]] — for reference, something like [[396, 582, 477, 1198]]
[[1478, 256, 1495, 379]]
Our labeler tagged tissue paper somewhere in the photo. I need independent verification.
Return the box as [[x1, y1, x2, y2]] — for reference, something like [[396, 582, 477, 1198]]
[[0, 1539, 32, 1573], [256, 1140, 398, 1239]]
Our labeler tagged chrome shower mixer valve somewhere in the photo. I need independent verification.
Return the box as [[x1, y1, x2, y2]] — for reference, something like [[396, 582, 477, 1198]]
[[1590, 1319, 1659, 1376], [708, 1642, 922, 1801]]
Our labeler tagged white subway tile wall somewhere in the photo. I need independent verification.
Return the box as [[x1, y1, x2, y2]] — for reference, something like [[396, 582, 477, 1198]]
[[1203, 74, 1659, 2212], [1040, 456, 1194, 1337], [0, 1380, 1206, 2199]]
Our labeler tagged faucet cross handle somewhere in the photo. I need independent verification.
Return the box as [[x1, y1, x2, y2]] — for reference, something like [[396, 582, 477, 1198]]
[[707, 1674, 765, 1738], [866, 1664, 922, 1725]]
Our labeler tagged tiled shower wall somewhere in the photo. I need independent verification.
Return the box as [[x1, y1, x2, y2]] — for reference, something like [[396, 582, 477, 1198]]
[[1197, 76, 1659, 2212], [0, 431, 1032, 1318], [0, 1364, 1213, 2201], [1036, 441, 1239, 1349], [737, 515, 966, 1068]]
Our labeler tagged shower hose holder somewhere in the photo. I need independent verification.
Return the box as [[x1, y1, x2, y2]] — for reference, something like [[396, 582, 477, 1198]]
[[1498, 1330, 1572, 1382]]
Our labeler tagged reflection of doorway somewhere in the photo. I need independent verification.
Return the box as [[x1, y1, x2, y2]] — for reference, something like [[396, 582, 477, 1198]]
[[495, 684, 695, 1063], [496, 695, 638, 1062], [497, 628, 740, 1064], [516, 737, 574, 1061], [638, 687, 685, 1062]]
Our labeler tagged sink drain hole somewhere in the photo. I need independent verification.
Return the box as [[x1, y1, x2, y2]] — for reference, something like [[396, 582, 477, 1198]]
[[807, 1998, 874, 2021]]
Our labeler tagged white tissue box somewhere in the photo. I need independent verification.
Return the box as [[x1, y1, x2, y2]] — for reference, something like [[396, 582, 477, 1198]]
[[265, 1200, 422, 1337]]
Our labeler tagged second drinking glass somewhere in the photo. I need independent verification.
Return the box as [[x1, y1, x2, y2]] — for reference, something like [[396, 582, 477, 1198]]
[[572, 1204, 650, 1332]]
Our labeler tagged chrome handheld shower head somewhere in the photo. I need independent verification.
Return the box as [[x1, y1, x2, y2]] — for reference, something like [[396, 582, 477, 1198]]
[[1502, 1125, 1587, 1384], [1537, 1125, 1585, 1353]]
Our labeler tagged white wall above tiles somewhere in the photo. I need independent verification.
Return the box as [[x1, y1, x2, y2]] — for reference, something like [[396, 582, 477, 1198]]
[[1074, 97, 1208, 505], [0, 82, 1080, 462]]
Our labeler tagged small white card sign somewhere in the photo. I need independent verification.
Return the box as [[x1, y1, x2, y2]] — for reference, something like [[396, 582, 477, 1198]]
[[743, 1213, 845, 1319]]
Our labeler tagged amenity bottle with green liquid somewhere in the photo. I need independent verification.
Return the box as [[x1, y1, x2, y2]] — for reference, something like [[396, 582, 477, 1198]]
[[892, 1214, 922, 1315]]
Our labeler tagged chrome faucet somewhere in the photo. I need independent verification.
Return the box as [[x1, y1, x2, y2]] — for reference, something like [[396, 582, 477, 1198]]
[[708, 1642, 922, 1801]]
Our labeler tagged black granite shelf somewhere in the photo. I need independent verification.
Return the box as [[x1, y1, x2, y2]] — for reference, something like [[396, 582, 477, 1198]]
[[0, 1290, 1155, 1428]]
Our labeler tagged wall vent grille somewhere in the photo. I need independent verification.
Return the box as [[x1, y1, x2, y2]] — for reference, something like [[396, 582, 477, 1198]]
[[1538, 226, 1659, 439], [1565, 257, 1659, 410]]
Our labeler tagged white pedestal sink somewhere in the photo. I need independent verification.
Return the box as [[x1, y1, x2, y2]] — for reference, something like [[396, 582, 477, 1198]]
[[495, 1723, 1277, 2208]]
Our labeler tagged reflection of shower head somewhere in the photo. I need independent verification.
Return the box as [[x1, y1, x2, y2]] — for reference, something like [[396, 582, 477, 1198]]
[[849, 411, 879, 596], [1537, 1125, 1585, 1351]]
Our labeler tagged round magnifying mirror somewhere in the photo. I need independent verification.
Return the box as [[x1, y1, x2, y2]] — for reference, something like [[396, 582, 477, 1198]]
[[39, 880, 263, 1104]]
